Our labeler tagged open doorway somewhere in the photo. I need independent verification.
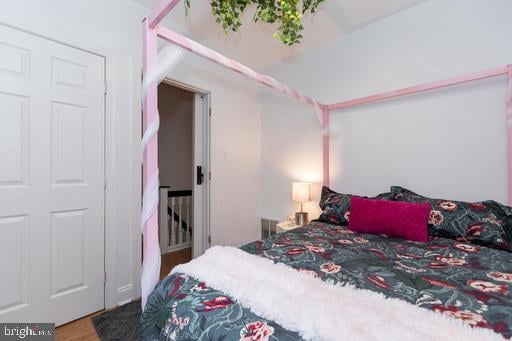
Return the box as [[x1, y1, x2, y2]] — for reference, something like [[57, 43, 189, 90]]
[[157, 80, 210, 279]]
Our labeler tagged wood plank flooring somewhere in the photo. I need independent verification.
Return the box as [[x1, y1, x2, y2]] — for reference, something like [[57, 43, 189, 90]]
[[55, 310, 104, 341], [160, 247, 192, 279], [55, 248, 192, 340]]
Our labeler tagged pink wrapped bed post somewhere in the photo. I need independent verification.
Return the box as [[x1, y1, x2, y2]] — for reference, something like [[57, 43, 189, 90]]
[[322, 108, 330, 187], [141, 19, 161, 310]]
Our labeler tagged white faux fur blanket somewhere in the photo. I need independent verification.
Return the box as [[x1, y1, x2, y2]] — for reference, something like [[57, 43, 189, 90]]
[[172, 246, 503, 341]]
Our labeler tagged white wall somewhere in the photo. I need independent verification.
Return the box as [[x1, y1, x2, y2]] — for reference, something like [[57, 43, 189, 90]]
[[158, 83, 193, 190], [261, 0, 512, 221], [1, 0, 262, 307]]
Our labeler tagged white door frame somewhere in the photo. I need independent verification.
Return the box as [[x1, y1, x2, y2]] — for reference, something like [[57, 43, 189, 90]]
[[0, 12, 131, 310], [162, 78, 211, 258]]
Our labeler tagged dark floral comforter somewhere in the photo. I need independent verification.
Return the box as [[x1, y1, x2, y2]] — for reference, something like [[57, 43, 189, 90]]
[[141, 222, 512, 340]]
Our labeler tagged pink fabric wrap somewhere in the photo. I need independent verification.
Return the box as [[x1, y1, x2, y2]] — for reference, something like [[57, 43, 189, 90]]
[[348, 197, 431, 242]]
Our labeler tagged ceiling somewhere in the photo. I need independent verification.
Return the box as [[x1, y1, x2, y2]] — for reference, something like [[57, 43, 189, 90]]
[[132, 0, 425, 69]]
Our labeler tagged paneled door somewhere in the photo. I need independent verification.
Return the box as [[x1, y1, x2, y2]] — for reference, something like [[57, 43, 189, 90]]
[[0, 24, 105, 325]]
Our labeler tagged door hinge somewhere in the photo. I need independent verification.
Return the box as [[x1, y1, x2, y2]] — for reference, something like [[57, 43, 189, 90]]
[[208, 235, 211, 245], [209, 107, 211, 117], [104, 177, 107, 190], [104, 271, 107, 284], [208, 171, 211, 180], [104, 81, 108, 95]]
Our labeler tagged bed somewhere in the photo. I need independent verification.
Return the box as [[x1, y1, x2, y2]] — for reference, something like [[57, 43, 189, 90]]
[[141, 216, 512, 340], [139, 5, 512, 339]]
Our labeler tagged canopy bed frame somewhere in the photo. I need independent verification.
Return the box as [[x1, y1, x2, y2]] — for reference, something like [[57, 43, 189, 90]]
[[141, 0, 512, 307]]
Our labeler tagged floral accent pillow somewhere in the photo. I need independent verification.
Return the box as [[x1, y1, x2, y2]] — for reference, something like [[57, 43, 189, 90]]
[[318, 186, 392, 226], [390, 186, 512, 252]]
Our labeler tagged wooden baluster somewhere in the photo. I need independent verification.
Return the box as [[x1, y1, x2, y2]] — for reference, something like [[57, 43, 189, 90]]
[[168, 197, 171, 247], [158, 187, 169, 252], [186, 196, 191, 242], [183, 196, 187, 243], [189, 196, 192, 241], [170, 197, 176, 247], [178, 197, 184, 245], [167, 196, 172, 247]]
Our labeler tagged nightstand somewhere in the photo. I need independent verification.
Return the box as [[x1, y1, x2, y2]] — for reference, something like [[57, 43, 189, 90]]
[[276, 221, 302, 234]]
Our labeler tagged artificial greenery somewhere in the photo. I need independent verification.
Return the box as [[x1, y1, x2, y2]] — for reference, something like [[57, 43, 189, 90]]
[[184, 0, 326, 46]]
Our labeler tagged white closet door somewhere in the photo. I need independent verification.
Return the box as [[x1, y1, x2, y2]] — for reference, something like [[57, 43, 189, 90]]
[[0, 24, 105, 326]]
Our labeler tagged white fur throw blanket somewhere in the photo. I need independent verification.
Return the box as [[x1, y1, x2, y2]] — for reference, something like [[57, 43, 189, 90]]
[[172, 246, 503, 341]]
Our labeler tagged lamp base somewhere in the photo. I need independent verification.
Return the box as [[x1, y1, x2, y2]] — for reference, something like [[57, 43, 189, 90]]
[[295, 212, 309, 225]]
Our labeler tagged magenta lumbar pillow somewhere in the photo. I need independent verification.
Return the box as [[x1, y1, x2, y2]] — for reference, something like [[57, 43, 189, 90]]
[[348, 197, 431, 242]]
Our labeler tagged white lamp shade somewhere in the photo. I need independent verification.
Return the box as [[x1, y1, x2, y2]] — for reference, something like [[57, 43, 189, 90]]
[[292, 182, 311, 203]]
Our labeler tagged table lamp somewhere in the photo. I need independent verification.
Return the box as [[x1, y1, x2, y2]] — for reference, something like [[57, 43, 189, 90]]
[[292, 182, 311, 225]]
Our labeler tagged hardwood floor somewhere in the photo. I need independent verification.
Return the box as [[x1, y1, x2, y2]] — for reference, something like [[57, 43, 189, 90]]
[[55, 248, 192, 340], [160, 247, 192, 279], [55, 310, 104, 341]]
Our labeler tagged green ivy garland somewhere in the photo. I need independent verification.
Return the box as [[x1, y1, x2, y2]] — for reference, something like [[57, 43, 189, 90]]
[[184, 0, 326, 46]]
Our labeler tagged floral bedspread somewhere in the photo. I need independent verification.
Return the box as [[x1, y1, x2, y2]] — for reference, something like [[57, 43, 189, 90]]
[[141, 222, 512, 340]]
